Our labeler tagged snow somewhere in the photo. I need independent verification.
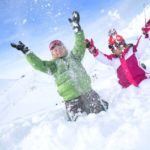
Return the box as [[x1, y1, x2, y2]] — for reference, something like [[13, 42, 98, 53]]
[[108, 10, 120, 20], [0, 5, 150, 150], [1, 55, 150, 150], [120, 5, 150, 38], [22, 19, 27, 25]]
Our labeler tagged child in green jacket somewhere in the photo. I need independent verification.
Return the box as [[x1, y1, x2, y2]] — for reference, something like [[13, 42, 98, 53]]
[[11, 11, 108, 121]]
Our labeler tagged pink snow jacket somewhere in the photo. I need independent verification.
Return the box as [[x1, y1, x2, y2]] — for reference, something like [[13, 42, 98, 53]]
[[95, 36, 148, 88]]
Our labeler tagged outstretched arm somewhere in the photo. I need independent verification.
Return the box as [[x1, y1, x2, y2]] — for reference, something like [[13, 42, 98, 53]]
[[26, 53, 56, 74], [69, 11, 86, 60], [10, 41, 56, 74], [86, 38, 113, 66]]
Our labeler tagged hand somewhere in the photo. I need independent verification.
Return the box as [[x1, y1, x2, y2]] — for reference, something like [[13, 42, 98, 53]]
[[142, 27, 149, 38], [10, 41, 29, 54], [85, 39, 91, 48], [89, 47, 99, 56], [86, 38, 99, 56], [68, 11, 81, 32], [142, 19, 150, 38], [68, 11, 80, 24]]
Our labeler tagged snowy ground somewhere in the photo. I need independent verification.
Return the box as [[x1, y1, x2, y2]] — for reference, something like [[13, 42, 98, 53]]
[[0, 6, 150, 150], [1, 53, 150, 150]]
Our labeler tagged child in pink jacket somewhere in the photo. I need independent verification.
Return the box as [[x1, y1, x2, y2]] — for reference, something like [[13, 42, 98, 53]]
[[86, 27, 149, 88]]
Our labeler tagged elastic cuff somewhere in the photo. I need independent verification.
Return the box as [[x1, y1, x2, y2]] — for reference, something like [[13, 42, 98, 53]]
[[74, 27, 81, 33], [25, 50, 31, 55]]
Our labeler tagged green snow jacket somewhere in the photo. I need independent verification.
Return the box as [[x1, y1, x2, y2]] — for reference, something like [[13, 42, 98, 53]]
[[26, 31, 92, 101]]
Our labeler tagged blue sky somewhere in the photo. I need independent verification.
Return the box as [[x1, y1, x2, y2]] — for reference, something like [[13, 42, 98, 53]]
[[0, 0, 150, 78]]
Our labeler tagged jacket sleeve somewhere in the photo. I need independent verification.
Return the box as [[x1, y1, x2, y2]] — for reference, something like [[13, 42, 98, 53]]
[[85, 38, 113, 65], [134, 35, 149, 59], [95, 51, 113, 66], [26, 52, 56, 74], [71, 30, 86, 61]]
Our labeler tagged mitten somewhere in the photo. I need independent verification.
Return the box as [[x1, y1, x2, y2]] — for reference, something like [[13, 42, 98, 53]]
[[11, 41, 29, 54], [68, 11, 81, 33]]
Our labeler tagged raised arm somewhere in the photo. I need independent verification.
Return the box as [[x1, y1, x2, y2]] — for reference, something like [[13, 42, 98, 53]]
[[69, 11, 86, 60]]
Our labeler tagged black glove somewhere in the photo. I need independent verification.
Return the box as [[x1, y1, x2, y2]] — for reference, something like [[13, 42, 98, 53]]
[[10, 41, 29, 54], [68, 11, 81, 33]]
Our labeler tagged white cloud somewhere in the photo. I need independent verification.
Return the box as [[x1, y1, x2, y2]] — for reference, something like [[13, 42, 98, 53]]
[[101, 9, 105, 14]]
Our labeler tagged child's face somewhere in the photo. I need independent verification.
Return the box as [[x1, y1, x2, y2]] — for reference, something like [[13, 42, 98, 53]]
[[112, 47, 123, 56], [51, 45, 67, 59]]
